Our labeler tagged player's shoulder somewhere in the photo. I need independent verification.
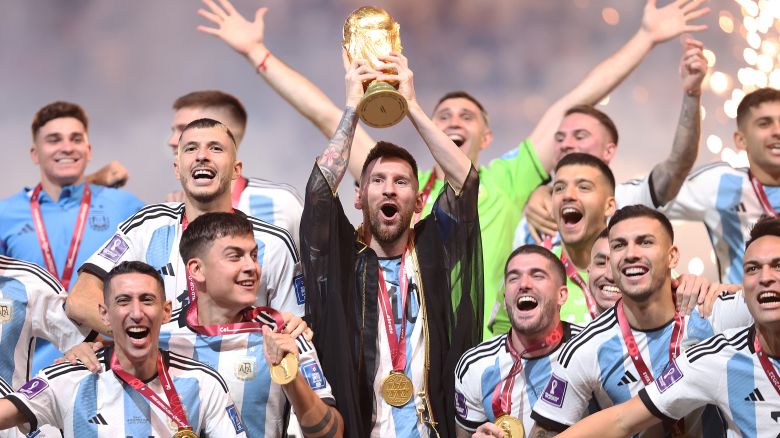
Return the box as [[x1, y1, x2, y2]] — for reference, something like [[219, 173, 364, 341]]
[[685, 325, 753, 364], [41, 348, 109, 383], [0, 255, 62, 294], [119, 202, 184, 234], [245, 177, 304, 205], [90, 185, 144, 208], [166, 350, 230, 393], [558, 307, 619, 368], [244, 213, 298, 259], [0, 188, 29, 210], [455, 333, 507, 381], [686, 161, 746, 182]]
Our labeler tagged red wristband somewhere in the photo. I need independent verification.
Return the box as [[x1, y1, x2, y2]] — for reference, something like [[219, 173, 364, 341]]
[[256, 51, 271, 73]]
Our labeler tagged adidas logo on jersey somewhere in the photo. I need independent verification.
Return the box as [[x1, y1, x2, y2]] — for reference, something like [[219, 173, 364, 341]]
[[732, 202, 746, 213], [617, 370, 638, 386], [87, 413, 107, 425], [744, 387, 765, 402], [158, 263, 175, 277]]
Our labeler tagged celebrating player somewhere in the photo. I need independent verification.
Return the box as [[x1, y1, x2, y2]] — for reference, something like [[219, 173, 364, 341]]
[[557, 214, 780, 437], [530, 205, 753, 436], [0, 261, 246, 437], [65, 118, 302, 335], [454, 245, 582, 437]]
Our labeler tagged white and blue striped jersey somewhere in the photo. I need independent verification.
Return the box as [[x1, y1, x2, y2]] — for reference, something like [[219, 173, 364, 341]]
[[531, 293, 753, 437], [236, 177, 303, 251], [657, 162, 780, 284], [372, 255, 427, 438], [3, 348, 246, 438], [453, 322, 583, 434], [158, 305, 335, 438], [79, 203, 304, 315], [641, 326, 780, 437], [513, 177, 656, 249], [0, 256, 92, 394]]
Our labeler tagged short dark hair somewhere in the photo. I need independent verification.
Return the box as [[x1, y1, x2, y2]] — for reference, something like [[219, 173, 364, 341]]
[[173, 90, 248, 131], [103, 261, 165, 303], [608, 205, 674, 242], [179, 212, 254, 263], [504, 244, 566, 286], [555, 152, 616, 194], [31, 101, 89, 140], [360, 141, 419, 184], [736, 87, 780, 129], [596, 227, 609, 240], [746, 215, 780, 251], [434, 91, 489, 126], [179, 118, 237, 148], [564, 105, 619, 145]]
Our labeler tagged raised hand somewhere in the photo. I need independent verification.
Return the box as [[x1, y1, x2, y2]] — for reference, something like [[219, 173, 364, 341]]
[[343, 50, 377, 108], [680, 37, 707, 96], [196, 0, 267, 59], [375, 52, 416, 104], [640, 0, 710, 45]]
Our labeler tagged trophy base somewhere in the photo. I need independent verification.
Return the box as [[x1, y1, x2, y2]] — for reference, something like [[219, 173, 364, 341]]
[[358, 82, 408, 128]]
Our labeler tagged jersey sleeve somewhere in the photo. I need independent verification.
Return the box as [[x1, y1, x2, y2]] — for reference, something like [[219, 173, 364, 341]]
[[259, 238, 304, 317], [78, 228, 140, 279], [4, 375, 63, 434], [530, 355, 595, 431], [615, 177, 656, 209], [295, 336, 335, 405], [28, 273, 92, 351], [657, 164, 724, 221], [708, 291, 754, 334], [454, 361, 489, 432], [198, 377, 248, 437], [480, 139, 549, 208], [639, 350, 723, 423]]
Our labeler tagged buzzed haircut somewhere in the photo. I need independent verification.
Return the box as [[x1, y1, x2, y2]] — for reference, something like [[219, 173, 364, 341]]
[[179, 212, 254, 264], [504, 244, 566, 287], [745, 215, 780, 251], [434, 90, 490, 126], [608, 204, 675, 242], [555, 152, 616, 193], [736, 87, 780, 129], [360, 141, 419, 184], [103, 261, 165, 303], [31, 101, 89, 139], [179, 118, 237, 148], [564, 105, 619, 145], [173, 90, 248, 131]]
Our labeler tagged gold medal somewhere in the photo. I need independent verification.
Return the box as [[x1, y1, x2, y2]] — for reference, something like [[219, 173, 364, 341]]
[[494, 415, 524, 438], [381, 371, 414, 407], [270, 352, 299, 385], [172, 428, 199, 438]]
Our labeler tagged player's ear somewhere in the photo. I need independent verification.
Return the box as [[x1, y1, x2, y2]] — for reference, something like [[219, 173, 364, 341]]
[[187, 258, 206, 283], [98, 302, 110, 330], [668, 244, 680, 270]]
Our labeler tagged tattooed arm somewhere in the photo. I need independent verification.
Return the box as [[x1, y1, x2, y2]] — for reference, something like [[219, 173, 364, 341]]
[[315, 54, 377, 192], [648, 38, 706, 206]]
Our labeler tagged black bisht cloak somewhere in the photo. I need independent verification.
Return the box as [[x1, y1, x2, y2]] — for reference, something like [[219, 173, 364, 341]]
[[300, 164, 484, 437]]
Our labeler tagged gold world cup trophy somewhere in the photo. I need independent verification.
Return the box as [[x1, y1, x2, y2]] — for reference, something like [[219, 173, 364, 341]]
[[343, 6, 407, 128]]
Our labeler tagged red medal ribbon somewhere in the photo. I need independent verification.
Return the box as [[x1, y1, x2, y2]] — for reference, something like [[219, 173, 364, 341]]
[[231, 177, 248, 209], [491, 322, 564, 418], [412, 170, 436, 225], [559, 250, 597, 319], [541, 234, 554, 250], [30, 183, 91, 291], [616, 300, 686, 434], [748, 171, 778, 216], [754, 331, 780, 396], [110, 350, 191, 430], [377, 250, 410, 372], [185, 303, 285, 336]]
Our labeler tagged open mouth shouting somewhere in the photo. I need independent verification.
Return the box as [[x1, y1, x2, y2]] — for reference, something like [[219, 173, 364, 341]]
[[379, 202, 400, 222], [126, 326, 151, 347], [191, 167, 217, 186], [757, 291, 780, 307], [516, 295, 539, 313], [448, 133, 465, 147], [560, 205, 584, 228]]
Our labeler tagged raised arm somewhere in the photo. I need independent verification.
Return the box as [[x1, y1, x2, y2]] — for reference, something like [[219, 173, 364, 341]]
[[377, 53, 471, 191], [196, 0, 374, 180], [314, 54, 376, 192], [528, 0, 710, 171], [65, 272, 111, 334], [648, 37, 706, 205]]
